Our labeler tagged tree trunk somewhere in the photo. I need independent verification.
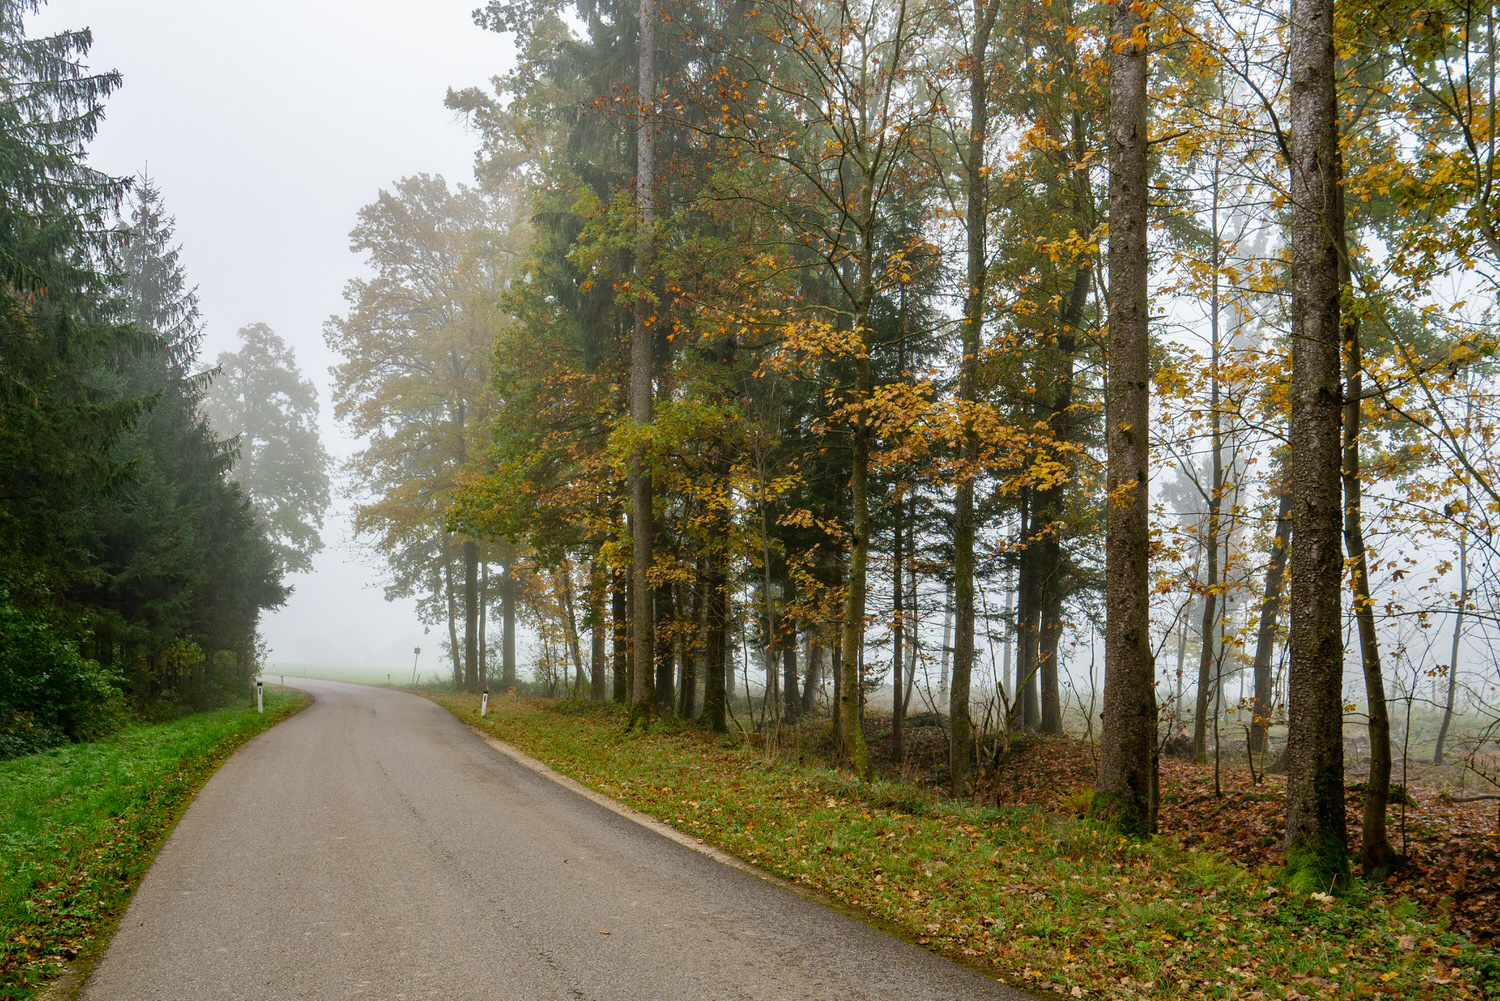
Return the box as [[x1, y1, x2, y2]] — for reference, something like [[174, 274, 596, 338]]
[[464, 541, 480, 693], [1283, 0, 1350, 893], [479, 557, 489, 689], [1250, 472, 1293, 755], [893, 487, 905, 759], [655, 580, 675, 715], [1014, 493, 1041, 731], [1037, 256, 1088, 736], [783, 620, 800, 723], [681, 567, 704, 719], [629, 0, 657, 729], [803, 639, 822, 716], [1340, 193, 1398, 877], [501, 556, 517, 689], [1435, 517, 1468, 764], [839, 347, 873, 779], [445, 554, 461, 691], [559, 563, 585, 696], [612, 566, 628, 702], [590, 558, 607, 701], [1092, 0, 1156, 835], [950, 0, 1001, 798], [939, 581, 952, 713], [703, 546, 728, 733], [1435, 370, 1473, 765]]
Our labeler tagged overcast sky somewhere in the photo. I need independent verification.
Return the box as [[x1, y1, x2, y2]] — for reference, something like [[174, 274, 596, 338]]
[[29, 0, 518, 673]]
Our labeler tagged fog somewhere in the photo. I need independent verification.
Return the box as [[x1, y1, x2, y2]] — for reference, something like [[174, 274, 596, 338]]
[[28, 0, 516, 671]]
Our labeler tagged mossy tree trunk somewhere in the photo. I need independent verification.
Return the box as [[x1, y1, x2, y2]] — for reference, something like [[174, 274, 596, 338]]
[[1282, 0, 1350, 894], [1091, 0, 1156, 836]]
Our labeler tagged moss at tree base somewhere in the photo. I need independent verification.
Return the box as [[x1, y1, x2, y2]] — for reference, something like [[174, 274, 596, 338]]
[[1087, 789, 1150, 837], [1283, 828, 1351, 895]]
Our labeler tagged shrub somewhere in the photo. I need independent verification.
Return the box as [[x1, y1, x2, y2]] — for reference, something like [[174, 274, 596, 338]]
[[0, 597, 126, 758]]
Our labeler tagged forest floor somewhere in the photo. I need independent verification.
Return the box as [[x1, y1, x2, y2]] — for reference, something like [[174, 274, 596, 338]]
[[876, 717, 1498, 948], [437, 693, 1498, 1001]]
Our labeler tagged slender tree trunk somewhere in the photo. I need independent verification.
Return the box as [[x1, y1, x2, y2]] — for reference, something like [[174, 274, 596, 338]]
[[612, 565, 628, 701], [1341, 209, 1398, 877], [939, 581, 952, 713], [559, 563, 585, 696], [804, 640, 822, 716], [629, 0, 657, 729], [783, 618, 800, 722], [1436, 371, 1474, 765], [479, 557, 489, 689], [951, 0, 1002, 797], [464, 542, 480, 694], [703, 546, 728, 732], [1250, 472, 1293, 755], [1092, 0, 1156, 835], [656, 580, 675, 715], [681, 567, 704, 719], [839, 344, 873, 778], [904, 494, 919, 716], [501, 556, 517, 689], [1283, 0, 1350, 893], [590, 558, 607, 701], [1037, 264, 1086, 736], [1014, 493, 1041, 730], [1435, 515, 1468, 764], [1192, 504, 1222, 765], [760, 489, 779, 725], [445, 554, 461, 691], [893, 488, 905, 759]]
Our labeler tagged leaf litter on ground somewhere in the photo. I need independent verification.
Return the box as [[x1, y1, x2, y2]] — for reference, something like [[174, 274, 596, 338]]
[[437, 693, 1498, 1001]]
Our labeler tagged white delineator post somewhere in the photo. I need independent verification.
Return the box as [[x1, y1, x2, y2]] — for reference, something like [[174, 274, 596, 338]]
[[481, 685, 489, 717], [256, 680, 264, 714]]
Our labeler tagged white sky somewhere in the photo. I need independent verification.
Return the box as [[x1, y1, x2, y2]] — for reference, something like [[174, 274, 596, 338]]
[[29, 0, 518, 673]]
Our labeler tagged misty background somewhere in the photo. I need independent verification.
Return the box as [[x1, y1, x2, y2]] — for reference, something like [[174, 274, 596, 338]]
[[29, 0, 517, 674]]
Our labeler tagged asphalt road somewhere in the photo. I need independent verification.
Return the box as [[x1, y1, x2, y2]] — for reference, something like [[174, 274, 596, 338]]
[[81, 678, 1034, 1000]]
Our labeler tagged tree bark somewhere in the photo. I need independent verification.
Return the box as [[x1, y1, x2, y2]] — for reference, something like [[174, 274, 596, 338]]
[[611, 564, 628, 701], [893, 487, 905, 759], [1036, 212, 1089, 736], [1249, 475, 1293, 755], [590, 558, 607, 701], [950, 0, 1002, 798], [1092, 0, 1156, 835], [501, 555, 517, 689], [629, 0, 657, 729], [445, 553, 462, 691], [559, 563, 585, 696], [783, 620, 800, 723], [703, 546, 728, 732], [1283, 0, 1350, 893], [1435, 519, 1468, 764], [479, 557, 489, 689], [655, 580, 675, 715], [1340, 185, 1398, 877]]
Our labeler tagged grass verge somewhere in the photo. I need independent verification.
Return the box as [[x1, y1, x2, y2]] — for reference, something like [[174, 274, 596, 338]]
[[435, 693, 1497, 1001], [0, 690, 308, 1000]]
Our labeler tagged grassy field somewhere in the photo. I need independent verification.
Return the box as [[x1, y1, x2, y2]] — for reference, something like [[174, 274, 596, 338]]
[[0, 691, 307, 1001], [262, 662, 412, 686], [434, 692, 1497, 1001]]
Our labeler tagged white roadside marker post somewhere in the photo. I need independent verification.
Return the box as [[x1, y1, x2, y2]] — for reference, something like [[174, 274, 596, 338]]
[[256, 680, 264, 714], [481, 684, 489, 717]]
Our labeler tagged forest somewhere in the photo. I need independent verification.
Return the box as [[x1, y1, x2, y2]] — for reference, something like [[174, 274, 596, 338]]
[[4, 0, 1499, 906], [0, 2, 329, 755], [314, 0, 1500, 896]]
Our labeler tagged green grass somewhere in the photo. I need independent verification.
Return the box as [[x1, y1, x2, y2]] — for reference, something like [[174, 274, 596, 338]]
[[0, 691, 307, 1000], [436, 693, 1498, 1001]]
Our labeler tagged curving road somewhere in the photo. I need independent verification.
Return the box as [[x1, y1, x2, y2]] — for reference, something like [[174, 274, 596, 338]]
[[81, 678, 1033, 1001]]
